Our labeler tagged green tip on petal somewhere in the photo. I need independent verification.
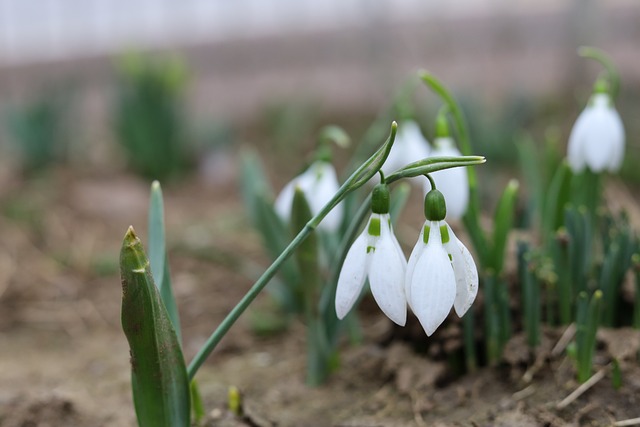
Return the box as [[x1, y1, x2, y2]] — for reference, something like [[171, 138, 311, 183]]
[[593, 78, 609, 95], [371, 184, 390, 214], [368, 216, 381, 237], [424, 189, 447, 221]]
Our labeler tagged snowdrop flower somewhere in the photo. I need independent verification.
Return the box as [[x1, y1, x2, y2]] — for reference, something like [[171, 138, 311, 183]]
[[406, 188, 478, 336], [381, 121, 430, 176], [275, 160, 343, 231], [335, 183, 407, 325], [567, 82, 625, 173], [423, 137, 469, 220]]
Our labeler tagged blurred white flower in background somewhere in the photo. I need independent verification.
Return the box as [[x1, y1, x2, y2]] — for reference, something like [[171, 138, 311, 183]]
[[274, 160, 343, 231], [567, 92, 625, 173], [381, 120, 430, 176], [423, 137, 469, 220]]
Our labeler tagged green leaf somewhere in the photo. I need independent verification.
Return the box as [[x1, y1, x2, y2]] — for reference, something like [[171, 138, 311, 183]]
[[291, 188, 319, 315], [491, 179, 519, 274], [148, 181, 181, 340], [543, 162, 573, 237], [120, 227, 190, 427], [239, 150, 274, 227]]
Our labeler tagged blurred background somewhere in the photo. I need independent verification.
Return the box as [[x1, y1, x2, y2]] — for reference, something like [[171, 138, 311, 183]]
[[0, 2, 640, 425], [0, 0, 638, 185]]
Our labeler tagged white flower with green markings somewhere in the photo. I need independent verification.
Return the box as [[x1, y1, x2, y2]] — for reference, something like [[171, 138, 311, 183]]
[[567, 82, 625, 173], [335, 183, 407, 326], [406, 188, 478, 336]]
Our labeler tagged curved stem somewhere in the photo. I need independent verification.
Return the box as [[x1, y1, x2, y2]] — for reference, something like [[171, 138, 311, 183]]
[[418, 71, 489, 266], [425, 173, 437, 190], [578, 46, 620, 100]]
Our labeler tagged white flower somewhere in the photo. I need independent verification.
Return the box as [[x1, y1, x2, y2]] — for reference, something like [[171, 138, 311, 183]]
[[567, 93, 625, 173], [335, 213, 407, 325], [274, 161, 342, 231], [423, 137, 469, 220], [381, 121, 430, 176], [405, 221, 478, 336]]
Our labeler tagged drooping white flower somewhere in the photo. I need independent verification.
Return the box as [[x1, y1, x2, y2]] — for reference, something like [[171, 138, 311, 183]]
[[275, 160, 342, 231], [335, 184, 407, 325], [406, 189, 478, 336], [381, 121, 430, 176], [567, 92, 625, 173], [423, 137, 469, 220]]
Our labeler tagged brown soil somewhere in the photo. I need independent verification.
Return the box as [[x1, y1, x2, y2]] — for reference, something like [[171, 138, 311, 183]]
[[1, 166, 639, 427]]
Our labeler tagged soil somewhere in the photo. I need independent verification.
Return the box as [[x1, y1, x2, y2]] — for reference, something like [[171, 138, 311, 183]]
[[1, 165, 639, 427]]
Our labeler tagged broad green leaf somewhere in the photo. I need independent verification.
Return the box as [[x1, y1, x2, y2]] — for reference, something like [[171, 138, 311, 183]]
[[120, 227, 190, 427]]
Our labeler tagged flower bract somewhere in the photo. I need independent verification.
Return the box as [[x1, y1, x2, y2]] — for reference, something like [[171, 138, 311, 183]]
[[567, 92, 625, 173], [335, 213, 407, 325], [274, 160, 342, 231]]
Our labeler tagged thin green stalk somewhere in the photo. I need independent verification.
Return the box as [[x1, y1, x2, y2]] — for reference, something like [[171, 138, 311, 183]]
[[578, 46, 620, 100], [462, 306, 477, 372], [554, 229, 572, 325], [187, 222, 315, 379], [577, 290, 603, 383]]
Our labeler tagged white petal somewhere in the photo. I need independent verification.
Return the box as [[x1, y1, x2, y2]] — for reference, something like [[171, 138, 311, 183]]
[[443, 224, 478, 317], [382, 121, 430, 176], [583, 107, 619, 172], [567, 109, 590, 173], [405, 220, 429, 309], [409, 240, 456, 336], [368, 215, 407, 325], [335, 232, 369, 319], [606, 108, 625, 172], [425, 139, 469, 220], [274, 179, 297, 222], [309, 162, 342, 231]]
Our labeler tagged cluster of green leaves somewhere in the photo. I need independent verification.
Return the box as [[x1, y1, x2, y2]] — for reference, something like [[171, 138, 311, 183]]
[[516, 132, 639, 382], [113, 54, 190, 181], [5, 87, 71, 174]]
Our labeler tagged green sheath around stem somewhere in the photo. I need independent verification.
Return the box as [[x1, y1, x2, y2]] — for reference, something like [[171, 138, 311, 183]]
[[120, 227, 190, 427]]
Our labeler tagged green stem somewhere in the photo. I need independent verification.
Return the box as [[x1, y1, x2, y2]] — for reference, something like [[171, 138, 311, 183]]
[[578, 46, 620, 100], [462, 306, 477, 372], [187, 123, 398, 380], [418, 71, 489, 268]]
